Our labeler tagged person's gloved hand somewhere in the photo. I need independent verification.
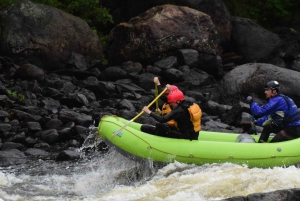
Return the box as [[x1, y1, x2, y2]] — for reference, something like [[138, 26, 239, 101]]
[[154, 77, 160, 85], [155, 108, 162, 115], [246, 96, 253, 103], [251, 120, 257, 127]]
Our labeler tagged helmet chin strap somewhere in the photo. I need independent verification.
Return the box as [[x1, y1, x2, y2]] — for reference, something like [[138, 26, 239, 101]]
[[271, 89, 277, 97]]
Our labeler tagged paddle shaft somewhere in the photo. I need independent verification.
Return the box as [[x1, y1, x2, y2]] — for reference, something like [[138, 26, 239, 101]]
[[252, 115, 257, 135], [155, 83, 159, 109], [113, 88, 168, 136], [132, 87, 167, 121]]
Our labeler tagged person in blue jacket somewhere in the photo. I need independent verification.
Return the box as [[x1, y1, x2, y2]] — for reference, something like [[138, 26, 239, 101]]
[[247, 81, 300, 143]]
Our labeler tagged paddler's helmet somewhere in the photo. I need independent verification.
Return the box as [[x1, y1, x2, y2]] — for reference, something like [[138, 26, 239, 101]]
[[265, 80, 280, 92], [167, 90, 184, 103], [164, 85, 179, 94]]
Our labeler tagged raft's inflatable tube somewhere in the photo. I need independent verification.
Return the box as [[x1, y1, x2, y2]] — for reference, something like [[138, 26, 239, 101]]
[[98, 115, 300, 168], [236, 134, 256, 143]]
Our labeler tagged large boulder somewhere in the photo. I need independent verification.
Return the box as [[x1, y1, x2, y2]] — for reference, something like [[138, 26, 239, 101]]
[[102, 0, 232, 50], [171, 0, 232, 51], [0, 0, 103, 71], [210, 63, 300, 106], [108, 4, 220, 65], [230, 17, 281, 63]]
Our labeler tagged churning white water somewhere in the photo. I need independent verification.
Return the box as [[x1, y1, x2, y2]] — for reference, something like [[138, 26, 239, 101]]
[[1, 136, 300, 201]]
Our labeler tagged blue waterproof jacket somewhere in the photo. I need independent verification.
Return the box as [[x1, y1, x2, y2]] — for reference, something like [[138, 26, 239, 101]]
[[250, 94, 300, 127]]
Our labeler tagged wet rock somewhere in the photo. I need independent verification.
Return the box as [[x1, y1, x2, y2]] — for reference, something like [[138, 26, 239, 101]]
[[178, 65, 190, 72], [40, 129, 59, 144], [177, 68, 217, 91], [25, 148, 50, 158], [56, 149, 80, 161], [0, 123, 11, 134], [145, 65, 162, 75], [0, 149, 27, 167], [67, 139, 81, 148], [45, 119, 63, 129], [185, 91, 206, 102], [154, 56, 178, 70], [0, 95, 10, 107], [25, 136, 38, 147], [116, 99, 136, 111], [100, 66, 128, 81], [163, 68, 184, 82], [5, 132, 26, 144], [14, 64, 45, 82], [0, 110, 9, 119], [74, 125, 89, 135], [176, 49, 199, 68], [33, 142, 50, 150], [231, 17, 281, 63], [66, 52, 88, 70], [42, 87, 62, 98], [198, 54, 224, 79], [9, 109, 41, 122], [60, 82, 76, 94], [121, 61, 143, 76], [120, 110, 139, 120], [291, 57, 300, 72], [1, 142, 26, 151], [222, 188, 300, 201], [58, 110, 93, 127], [199, 100, 232, 117], [26, 122, 42, 131], [205, 120, 230, 129], [57, 122, 75, 139], [9, 119, 20, 126], [221, 102, 250, 126], [60, 93, 89, 108], [41, 98, 60, 114], [79, 89, 97, 103], [137, 73, 157, 91]]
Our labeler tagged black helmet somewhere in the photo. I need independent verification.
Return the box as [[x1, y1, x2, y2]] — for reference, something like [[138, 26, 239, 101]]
[[265, 80, 280, 91]]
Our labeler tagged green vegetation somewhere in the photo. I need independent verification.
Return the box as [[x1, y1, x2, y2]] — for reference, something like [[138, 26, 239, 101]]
[[7, 89, 25, 102], [32, 0, 113, 51], [0, 0, 18, 10], [33, 0, 113, 30], [7, 89, 17, 97], [223, 0, 300, 29]]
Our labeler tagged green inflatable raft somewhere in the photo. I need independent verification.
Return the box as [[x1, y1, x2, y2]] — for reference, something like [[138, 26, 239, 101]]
[[98, 115, 300, 168]]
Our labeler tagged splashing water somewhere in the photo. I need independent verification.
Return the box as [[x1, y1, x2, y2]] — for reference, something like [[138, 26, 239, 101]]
[[81, 125, 100, 150], [1, 129, 300, 201]]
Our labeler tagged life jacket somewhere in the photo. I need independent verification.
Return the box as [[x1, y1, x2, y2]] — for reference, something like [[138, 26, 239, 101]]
[[161, 103, 178, 129], [268, 94, 300, 127], [280, 95, 300, 126], [180, 101, 202, 132], [187, 103, 202, 132]]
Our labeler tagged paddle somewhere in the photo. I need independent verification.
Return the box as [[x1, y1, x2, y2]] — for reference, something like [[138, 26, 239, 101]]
[[112, 88, 168, 137], [155, 83, 160, 114], [251, 115, 257, 135]]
